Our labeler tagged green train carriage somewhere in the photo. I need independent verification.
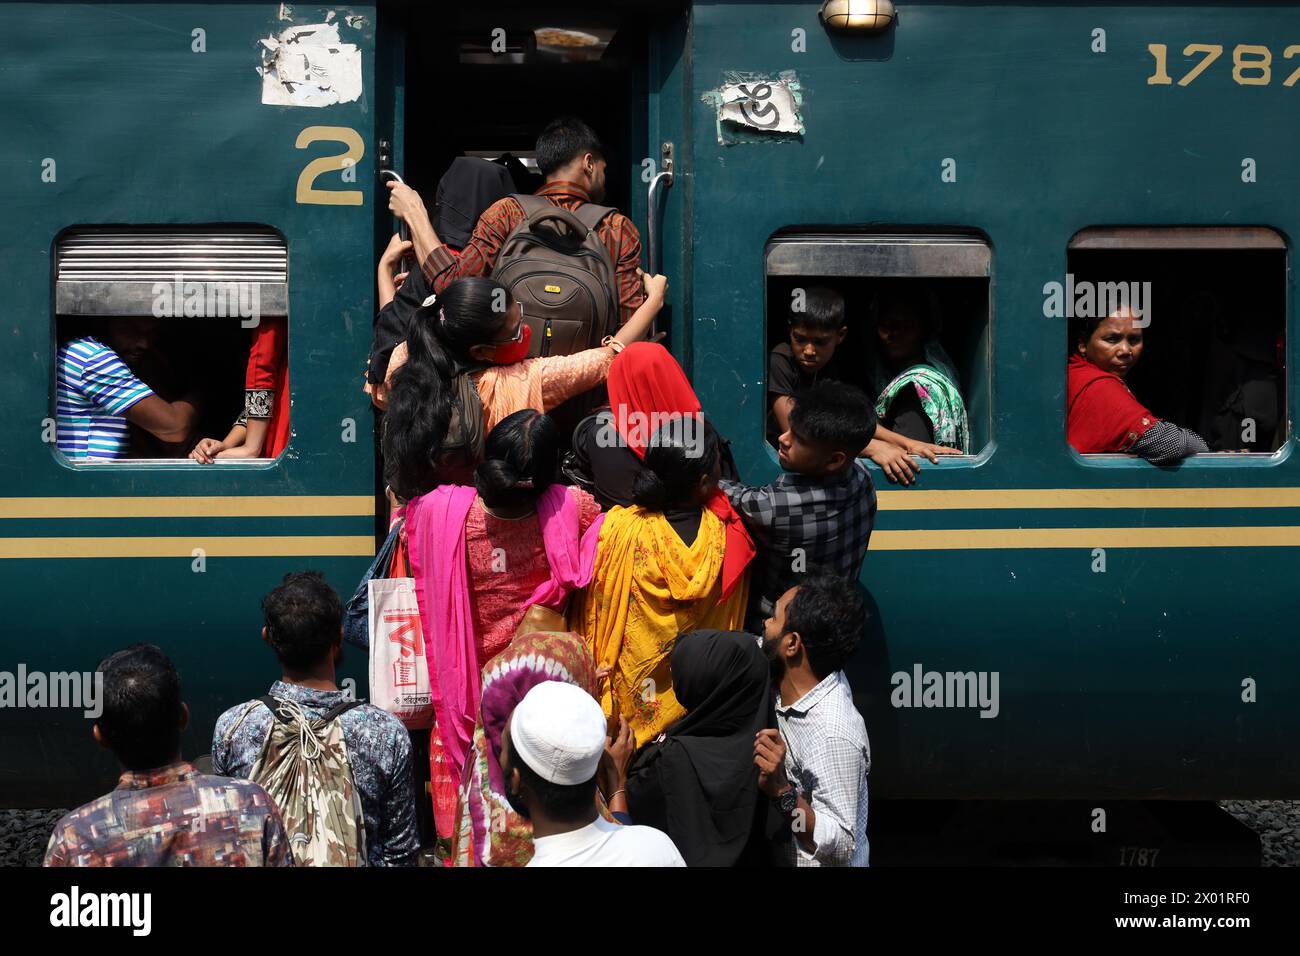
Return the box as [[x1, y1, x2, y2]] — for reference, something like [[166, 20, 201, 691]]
[[1, 1, 1297, 817]]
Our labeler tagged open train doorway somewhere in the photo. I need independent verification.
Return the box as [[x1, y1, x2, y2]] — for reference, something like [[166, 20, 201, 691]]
[[375, 3, 682, 859], [396, 4, 666, 244]]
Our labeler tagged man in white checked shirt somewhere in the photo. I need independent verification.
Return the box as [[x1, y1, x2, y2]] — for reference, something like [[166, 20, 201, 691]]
[[754, 572, 870, 866]]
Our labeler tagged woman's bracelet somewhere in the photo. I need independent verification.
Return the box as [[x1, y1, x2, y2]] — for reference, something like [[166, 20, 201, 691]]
[[601, 335, 625, 354]]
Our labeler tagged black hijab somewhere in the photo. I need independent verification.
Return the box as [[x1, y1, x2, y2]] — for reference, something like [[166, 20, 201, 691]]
[[432, 156, 515, 250], [626, 629, 774, 866]]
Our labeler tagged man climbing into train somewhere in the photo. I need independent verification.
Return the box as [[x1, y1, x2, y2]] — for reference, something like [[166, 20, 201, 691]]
[[385, 115, 646, 324], [721, 379, 878, 630]]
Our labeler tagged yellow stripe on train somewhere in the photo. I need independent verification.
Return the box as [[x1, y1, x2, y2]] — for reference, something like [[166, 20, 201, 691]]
[[876, 488, 1300, 511], [0, 496, 376, 519], [869, 526, 1300, 550], [0, 536, 376, 559]]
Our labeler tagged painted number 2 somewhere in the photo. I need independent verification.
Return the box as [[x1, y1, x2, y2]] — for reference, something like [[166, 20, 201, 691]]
[[1147, 42, 1296, 87], [295, 126, 364, 205]]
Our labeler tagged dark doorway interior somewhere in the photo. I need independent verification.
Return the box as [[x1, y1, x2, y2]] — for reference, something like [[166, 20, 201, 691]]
[[400, 7, 654, 223]]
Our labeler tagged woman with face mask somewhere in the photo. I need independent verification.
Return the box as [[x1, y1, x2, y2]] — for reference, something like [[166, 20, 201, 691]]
[[1068, 306, 1208, 463], [381, 272, 666, 500]]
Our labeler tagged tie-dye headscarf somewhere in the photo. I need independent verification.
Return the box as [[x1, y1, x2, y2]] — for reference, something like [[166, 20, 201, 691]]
[[450, 631, 599, 867]]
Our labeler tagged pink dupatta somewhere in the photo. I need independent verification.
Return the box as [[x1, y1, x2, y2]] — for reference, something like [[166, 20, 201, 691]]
[[405, 484, 604, 782]]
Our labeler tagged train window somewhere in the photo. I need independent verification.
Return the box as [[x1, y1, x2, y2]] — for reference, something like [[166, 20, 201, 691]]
[[52, 226, 289, 464], [1065, 227, 1286, 459], [764, 230, 992, 457]]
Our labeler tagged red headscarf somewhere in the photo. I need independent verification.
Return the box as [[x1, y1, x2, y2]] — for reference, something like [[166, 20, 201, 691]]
[[606, 342, 754, 600], [1066, 354, 1158, 453]]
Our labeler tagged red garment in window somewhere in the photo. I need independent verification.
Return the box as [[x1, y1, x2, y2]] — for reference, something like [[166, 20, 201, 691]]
[[245, 317, 289, 457], [1067, 354, 1158, 453]]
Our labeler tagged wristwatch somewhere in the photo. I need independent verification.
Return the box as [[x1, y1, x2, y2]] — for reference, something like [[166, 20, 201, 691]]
[[773, 785, 799, 816]]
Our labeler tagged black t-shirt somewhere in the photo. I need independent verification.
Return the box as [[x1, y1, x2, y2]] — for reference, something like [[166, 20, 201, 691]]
[[882, 383, 935, 444], [766, 342, 845, 447]]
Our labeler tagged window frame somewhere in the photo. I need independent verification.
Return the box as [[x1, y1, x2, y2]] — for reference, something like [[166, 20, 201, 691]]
[[763, 227, 996, 471], [1064, 225, 1289, 469], [49, 224, 290, 470]]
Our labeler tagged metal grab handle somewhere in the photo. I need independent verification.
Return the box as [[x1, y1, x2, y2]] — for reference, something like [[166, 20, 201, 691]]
[[378, 169, 409, 242], [646, 172, 674, 275], [646, 142, 675, 339]]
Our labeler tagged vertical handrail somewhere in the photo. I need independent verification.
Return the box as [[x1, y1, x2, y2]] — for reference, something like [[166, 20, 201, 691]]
[[378, 169, 409, 242], [646, 142, 675, 337]]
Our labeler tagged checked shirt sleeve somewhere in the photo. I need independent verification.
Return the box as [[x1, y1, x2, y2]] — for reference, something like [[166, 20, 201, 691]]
[[804, 734, 869, 866], [717, 478, 778, 530]]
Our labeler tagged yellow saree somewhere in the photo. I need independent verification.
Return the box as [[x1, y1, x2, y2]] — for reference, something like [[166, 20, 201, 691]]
[[568, 505, 750, 747]]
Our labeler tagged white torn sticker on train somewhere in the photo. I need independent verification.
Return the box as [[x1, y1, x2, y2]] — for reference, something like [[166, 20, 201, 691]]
[[717, 80, 802, 133], [258, 22, 361, 108], [702, 71, 805, 144]]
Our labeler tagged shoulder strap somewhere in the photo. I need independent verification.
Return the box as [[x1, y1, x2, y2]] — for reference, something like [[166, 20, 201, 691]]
[[512, 193, 552, 218], [259, 694, 364, 725], [322, 699, 366, 723], [571, 202, 616, 233], [258, 695, 287, 722], [221, 698, 270, 747]]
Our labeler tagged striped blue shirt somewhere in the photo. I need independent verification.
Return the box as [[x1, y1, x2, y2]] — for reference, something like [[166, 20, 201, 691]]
[[56, 337, 154, 459]]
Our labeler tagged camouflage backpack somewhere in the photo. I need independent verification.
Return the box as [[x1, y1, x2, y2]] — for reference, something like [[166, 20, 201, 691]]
[[227, 695, 368, 867]]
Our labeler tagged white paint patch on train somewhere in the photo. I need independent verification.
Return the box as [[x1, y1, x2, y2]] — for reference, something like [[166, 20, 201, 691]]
[[257, 21, 362, 107], [891, 664, 1000, 718]]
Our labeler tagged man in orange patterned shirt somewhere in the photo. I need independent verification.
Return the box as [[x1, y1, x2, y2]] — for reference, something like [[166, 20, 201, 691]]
[[386, 116, 646, 326]]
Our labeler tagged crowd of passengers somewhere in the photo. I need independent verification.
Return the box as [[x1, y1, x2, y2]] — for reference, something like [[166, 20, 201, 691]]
[[47, 118, 1225, 870]]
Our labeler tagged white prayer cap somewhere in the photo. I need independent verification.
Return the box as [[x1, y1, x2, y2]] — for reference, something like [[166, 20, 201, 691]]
[[510, 681, 606, 786]]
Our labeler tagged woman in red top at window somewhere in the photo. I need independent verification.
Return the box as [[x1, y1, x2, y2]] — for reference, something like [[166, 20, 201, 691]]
[[1067, 307, 1207, 463], [189, 318, 289, 462]]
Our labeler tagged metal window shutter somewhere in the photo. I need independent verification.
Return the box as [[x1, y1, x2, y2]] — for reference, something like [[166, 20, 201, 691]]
[[55, 226, 288, 317], [765, 232, 991, 279], [1069, 226, 1286, 251]]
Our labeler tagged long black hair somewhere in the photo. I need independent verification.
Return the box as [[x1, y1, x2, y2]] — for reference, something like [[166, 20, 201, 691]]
[[631, 417, 720, 513], [474, 409, 560, 511], [383, 277, 513, 500]]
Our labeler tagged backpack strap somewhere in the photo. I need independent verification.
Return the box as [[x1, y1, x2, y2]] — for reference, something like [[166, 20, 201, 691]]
[[321, 699, 367, 723], [571, 201, 617, 234], [258, 694, 366, 725], [512, 193, 552, 219], [259, 695, 288, 722], [220, 698, 269, 748], [512, 193, 616, 239]]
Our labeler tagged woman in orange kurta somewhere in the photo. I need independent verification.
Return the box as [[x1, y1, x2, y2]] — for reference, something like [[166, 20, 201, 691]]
[[380, 272, 665, 501]]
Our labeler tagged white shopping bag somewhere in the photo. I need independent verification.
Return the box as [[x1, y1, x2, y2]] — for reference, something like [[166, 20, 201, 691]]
[[368, 577, 435, 729]]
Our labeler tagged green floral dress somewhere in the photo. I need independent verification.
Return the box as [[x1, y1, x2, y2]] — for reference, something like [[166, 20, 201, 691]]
[[875, 363, 970, 452]]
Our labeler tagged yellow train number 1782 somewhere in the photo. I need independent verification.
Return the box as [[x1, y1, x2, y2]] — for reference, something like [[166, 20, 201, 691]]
[[1147, 42, 1300, 88]]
